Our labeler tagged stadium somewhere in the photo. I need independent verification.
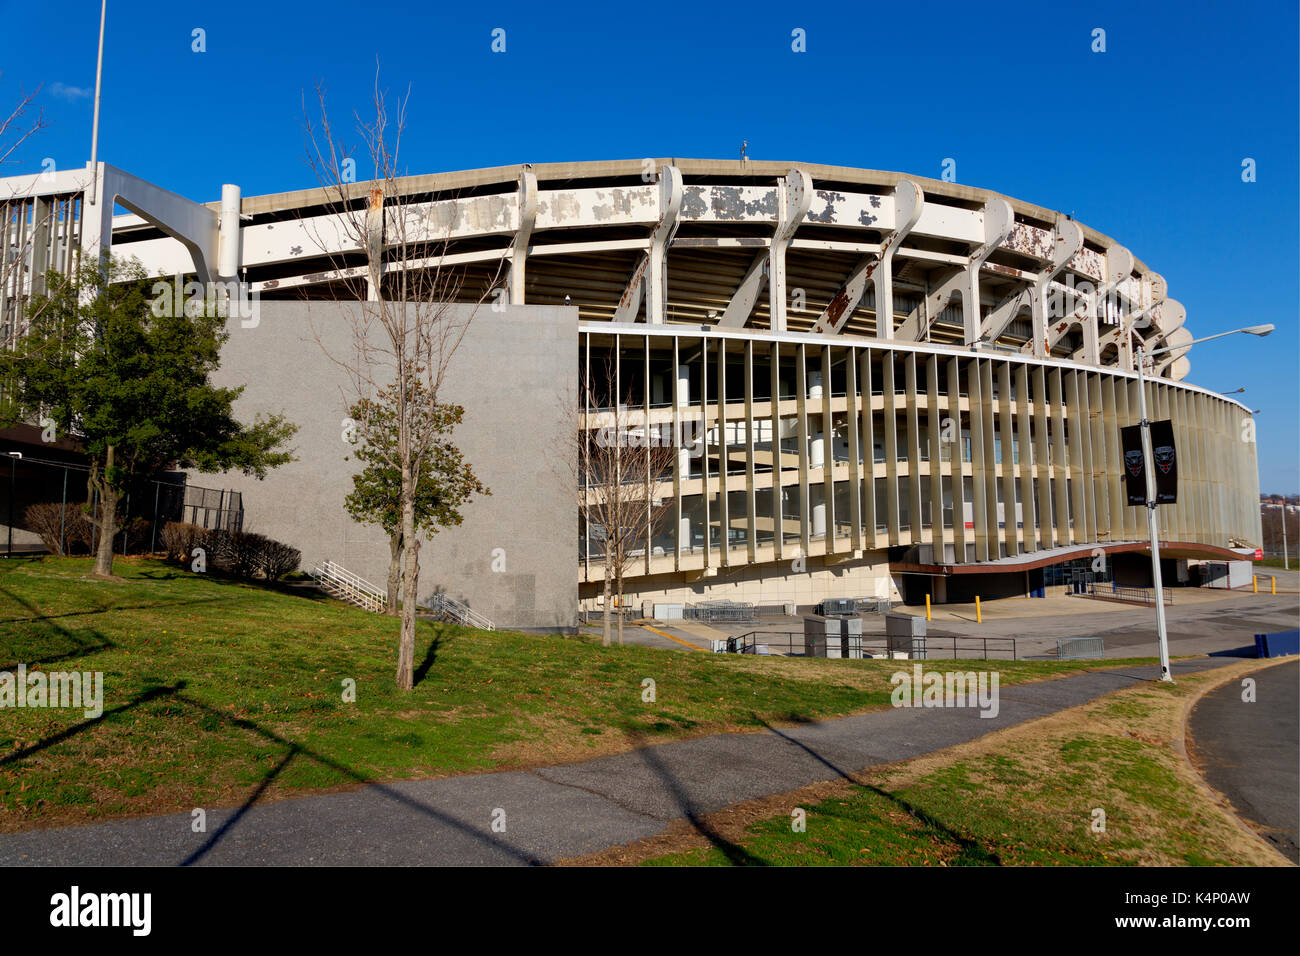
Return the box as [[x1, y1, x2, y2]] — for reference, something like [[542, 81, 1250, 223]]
[[0, 159, 1264, 627]]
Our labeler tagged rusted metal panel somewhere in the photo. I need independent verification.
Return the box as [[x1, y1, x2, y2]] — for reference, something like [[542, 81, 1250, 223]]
[[1003, 221, 1055, 261]]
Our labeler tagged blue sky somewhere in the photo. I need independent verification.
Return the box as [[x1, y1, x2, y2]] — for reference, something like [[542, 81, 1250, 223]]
[[2, 0, 1296, 490]]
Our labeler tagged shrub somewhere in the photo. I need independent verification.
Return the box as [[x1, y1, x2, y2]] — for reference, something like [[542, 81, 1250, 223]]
[[255, 538, 301, 581], [66, 507, 95, 554], [224, 530, 268, 580], [23, 502, 100, 556], [154, 521, 300, 582], [121, 517, 152, 555], [196, 527, 234, 570], [25, 502, 69, 555], [160, 521, 203, 564]]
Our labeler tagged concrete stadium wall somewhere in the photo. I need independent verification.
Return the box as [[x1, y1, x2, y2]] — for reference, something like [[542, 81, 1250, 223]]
[[578, 551, 901, 613], [194, 300, 578, 629]]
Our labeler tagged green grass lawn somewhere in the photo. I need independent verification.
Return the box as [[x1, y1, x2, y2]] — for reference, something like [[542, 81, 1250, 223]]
[[1253, 557, 1296, 572], [1, 556, 1151, 830], [642, 661, 1282, 867]]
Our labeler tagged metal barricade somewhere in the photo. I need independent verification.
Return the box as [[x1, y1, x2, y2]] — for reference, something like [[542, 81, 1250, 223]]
[[1057, 637, 1105, 660]]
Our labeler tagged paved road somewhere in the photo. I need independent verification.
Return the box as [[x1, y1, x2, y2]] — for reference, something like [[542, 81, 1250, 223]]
[[0, 659, 1231, 866], [1188, 658, 1299, 863]]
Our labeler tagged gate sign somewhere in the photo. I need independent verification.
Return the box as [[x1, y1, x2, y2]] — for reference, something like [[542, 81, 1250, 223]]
[[1121, 420, 1178, 506]]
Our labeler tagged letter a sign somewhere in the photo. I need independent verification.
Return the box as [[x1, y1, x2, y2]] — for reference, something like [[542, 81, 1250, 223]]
[[1121, 421, 1177, 506]]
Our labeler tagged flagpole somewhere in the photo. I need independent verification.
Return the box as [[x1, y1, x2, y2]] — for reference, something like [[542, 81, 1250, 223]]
[[87, 0, 107, 204]]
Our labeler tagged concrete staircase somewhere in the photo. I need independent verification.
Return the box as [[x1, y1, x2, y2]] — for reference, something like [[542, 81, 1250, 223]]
[[309, 560, 387, 613]]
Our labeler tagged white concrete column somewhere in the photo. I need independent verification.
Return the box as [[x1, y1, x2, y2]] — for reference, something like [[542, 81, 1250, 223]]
[[218, 184, 241, 280]]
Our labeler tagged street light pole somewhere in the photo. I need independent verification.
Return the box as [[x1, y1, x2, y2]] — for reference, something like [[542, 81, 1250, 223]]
[[1283, 504, 1290, 571], [1134, 323, 1274, 683], [1135, 346, 1172, 682]]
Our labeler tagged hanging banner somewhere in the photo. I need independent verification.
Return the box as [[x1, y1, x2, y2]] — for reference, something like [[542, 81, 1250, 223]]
[[1150, 420, 1178, 503], [1121, 425, 1146, 505], [1121, 421, 1178, 506]]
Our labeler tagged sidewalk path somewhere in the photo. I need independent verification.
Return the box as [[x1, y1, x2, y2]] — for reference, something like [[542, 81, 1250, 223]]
[[0, 659, 1233, 866]]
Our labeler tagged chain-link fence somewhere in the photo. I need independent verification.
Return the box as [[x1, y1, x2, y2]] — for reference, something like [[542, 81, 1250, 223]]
[[0, 449, 243, 557]]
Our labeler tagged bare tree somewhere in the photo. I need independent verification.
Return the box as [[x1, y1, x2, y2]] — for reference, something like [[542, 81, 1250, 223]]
[[0, 81, 46, 169], [578, 355, 677, 646], [301, 71, 505, 689], [1, 83, 50, 346]]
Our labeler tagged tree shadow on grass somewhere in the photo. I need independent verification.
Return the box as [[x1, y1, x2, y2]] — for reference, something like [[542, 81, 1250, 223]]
[[0, 677, 543, 866], [0, 682, 188, 768], [413, 635, 442, 687], [617, 724, 770, 866], [0, 581, 119, 670], [755, 715, 1001, 865]]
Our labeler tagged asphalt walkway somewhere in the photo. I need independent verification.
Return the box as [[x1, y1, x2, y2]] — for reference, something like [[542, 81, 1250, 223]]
[[0, 658, 1233, 866], [1188, 658, 1299, 863]]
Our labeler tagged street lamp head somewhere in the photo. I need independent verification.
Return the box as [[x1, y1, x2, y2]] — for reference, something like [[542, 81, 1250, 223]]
[[1242, 324, 1275, 337]]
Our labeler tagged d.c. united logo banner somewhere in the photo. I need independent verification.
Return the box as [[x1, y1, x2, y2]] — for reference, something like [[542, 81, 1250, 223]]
[[1121, 421, 1178, 506]]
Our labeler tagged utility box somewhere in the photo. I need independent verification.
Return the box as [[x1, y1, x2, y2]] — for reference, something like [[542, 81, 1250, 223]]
[[886, 613, 927, 659], [651, 602, 684, 620], [1202, 561, 1252, 589], [804, 615, 863, 659]]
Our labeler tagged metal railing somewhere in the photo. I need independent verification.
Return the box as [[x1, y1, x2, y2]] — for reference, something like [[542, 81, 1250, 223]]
[[427, 593, 496, 631], [912, 635, 1018, 660], [310, 559, 387, 613], [1073, 583, 1173, 607], [714, 630, 1016, 659]]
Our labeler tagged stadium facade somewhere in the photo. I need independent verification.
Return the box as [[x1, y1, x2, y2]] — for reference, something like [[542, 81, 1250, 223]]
[[0, 160, 1263, 627]]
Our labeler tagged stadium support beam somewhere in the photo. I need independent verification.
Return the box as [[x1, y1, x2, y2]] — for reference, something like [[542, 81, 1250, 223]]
[[961, 199, 1014, 345], [768, 168, 812, 333], [875, 180, 924, 337], [82, 162, 232, 282], [895, 268, 963, 341], [508, 167, 538, 305], [978, 288, 1031, 344], [1068, 244, 1132, 366], [611, 253, 650, 323], [1101, 271, 1164, 371], [1152, 302, 1190, 376], [1027, 218, 1084, 356], [646, 165, 683, 324], [813, 179, 922, 336], [718, 253, 769, 328], [810, 254, 871, 334], [979, 217, 1082, 352]]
